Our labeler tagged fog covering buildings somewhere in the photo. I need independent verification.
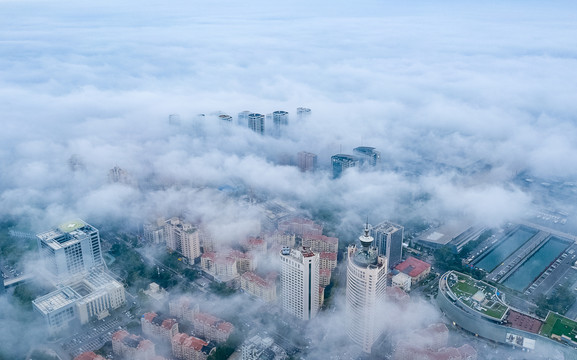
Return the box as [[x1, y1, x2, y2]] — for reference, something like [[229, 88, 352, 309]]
[[2, 0, 577, 359]]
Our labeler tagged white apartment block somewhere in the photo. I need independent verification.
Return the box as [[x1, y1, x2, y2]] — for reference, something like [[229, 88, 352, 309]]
[[279, 247, 319, 320]]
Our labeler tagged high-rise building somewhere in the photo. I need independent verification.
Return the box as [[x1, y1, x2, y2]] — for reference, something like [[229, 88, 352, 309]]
[[296, 107, 311, 120], [218, 114, 233, 125], [297, 151, 317, 172], [248, 113, 265, 135], [280, 246, 319, 320], [37, 220, 103, 281], [238, 111, 251, 127], [164, 218, 202, 262], [331, 154, 359, 179], [346, 225, 388, 353], [272, 110, 289, 137], [371, 221, 404, 269], [353, 146, 381, 167]]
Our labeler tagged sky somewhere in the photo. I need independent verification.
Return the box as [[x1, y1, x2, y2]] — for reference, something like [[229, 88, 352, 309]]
[[1, 0, 577, 358]]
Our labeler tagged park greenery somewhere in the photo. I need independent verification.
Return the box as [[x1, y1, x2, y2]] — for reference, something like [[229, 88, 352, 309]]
[[535, 284, 576, 318]]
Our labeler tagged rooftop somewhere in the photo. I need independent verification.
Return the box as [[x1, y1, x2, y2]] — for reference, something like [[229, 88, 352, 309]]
[[395, 257, 431, 277], [33, 286, 82, 314]]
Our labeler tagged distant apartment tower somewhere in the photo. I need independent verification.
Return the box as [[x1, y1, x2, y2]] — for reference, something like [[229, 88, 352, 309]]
[[37, 220, 103, 281], [353, 146, 381, 167], [371, 221, 404, 269], [248, 113, 265, 135], [272, 110, 289, 137], [346, 225, 388, 353], [218, 114, 233, 126], [331, 154, 359, 179], [296, 107, 311, 120], [238, 110, 251, 127], [280, 246, 320, 320], [297, 151, 317, 172]]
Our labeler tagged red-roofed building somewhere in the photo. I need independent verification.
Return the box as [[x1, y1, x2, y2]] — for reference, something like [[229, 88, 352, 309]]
[[172, 333, 216, 360], [193, 312, 234, 343], [74, 352, 106, 360], [112, 330, 156, 360], [386, 285, 410, 306], [141, 312, 179, 343], [243, 237, 267, 254], [240, 271, 277, 302], [395, 257, 431, 284], [302, 234, 338, 253]]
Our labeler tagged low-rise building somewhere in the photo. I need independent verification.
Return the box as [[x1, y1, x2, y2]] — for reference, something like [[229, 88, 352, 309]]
[[394, 257, 431, 284], [319, 252, 337, 270], [319, 268, 332, 287], [141, 312, 179, 343], [264, 232, 296, 249], [172, 333, 216, 360], [240, 272, 277, 302], [278, 218, 322, 237], [392, 272, 412, 292], [241, 334, 288, 360], [193, 312, 234, 343], [112, 330, 156, 360]]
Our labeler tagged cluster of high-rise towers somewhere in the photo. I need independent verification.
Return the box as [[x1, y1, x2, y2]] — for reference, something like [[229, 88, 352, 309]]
[[279, 221, 403, 354]]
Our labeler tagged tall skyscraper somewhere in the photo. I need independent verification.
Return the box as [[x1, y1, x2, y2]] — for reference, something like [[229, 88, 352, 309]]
[[248, 113, 265, 135], [371, 221, 404, 269], [346, 224, 388, 353], [297, 151, 318, 172], [37, 220, 103, 281], [272, 110, 289, 137], [331, 154, 359, 178], [164, 217, 202, 262], [237, 111, 251, 127], [280, 246, 320, 320], [353, 146, 381, 167]]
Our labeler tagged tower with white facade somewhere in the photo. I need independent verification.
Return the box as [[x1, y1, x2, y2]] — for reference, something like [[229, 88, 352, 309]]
[[280, 246, 319, 320], [37, 219, 103, 282], [346, 224, 388, 353]]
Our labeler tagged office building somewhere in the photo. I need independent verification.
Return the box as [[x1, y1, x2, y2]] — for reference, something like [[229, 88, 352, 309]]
[[297, 151, 318, 172], [280, 246, 319, 320], [37, 220, 103, 281], [371, 221, 404, 269], [331, 154, 359, 179], [346, 225, 388, 353], [33, 270, 125, 333], [353, 147, 381, 167], [248, 113, 265, 135]]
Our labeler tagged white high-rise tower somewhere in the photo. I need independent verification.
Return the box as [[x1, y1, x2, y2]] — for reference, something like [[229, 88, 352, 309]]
[[280, 246, 320, 320], [345, 224, 388, 353]]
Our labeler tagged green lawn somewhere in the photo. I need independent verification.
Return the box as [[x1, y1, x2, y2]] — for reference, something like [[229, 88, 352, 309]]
[[453, 280, 478, 296], [541, 312, 577, 339]]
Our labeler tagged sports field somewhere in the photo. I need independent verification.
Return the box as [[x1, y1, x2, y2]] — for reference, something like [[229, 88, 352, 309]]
[[540, 312, 577, 341]]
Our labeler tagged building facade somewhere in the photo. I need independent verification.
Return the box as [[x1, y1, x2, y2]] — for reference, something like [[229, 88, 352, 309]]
[[37, 220, 103, 281], [297, 151, 317, 172], [248, 113, 265, 135], [280, 247, 320, 320], [172, 333, 216, 360], [331, 154, 359, 179], [371, 221, 404, 269], [112, 330, 156, 360], [141, 312, 179, 343], [346, 225, 388, 353], [353, 146, 381, 167]]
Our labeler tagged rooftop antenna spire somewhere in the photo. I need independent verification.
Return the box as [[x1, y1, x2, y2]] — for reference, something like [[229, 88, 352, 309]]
[[364, 216, 370, 236]]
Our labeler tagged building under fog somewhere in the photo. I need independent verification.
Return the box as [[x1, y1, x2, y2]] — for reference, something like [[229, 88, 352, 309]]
[[33, 270, 125, 334], [37, 220, 103, 282], [346, 225, 388, 353], [248, 113, 265, 135], [353, 146, 381, 167], [296, 107, 311, 120], [371, 221, 404, 269], [280, 246, 320, 320], [297, 151, 317, 172], [331, 154, 359, 179]]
